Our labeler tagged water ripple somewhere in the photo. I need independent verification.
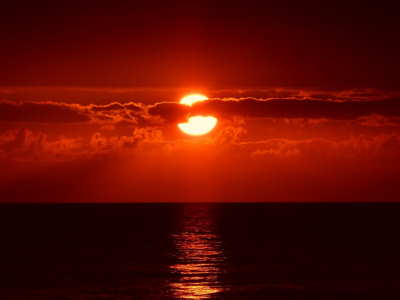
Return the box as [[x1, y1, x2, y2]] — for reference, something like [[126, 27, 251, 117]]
[[169, 205, 226, 299]]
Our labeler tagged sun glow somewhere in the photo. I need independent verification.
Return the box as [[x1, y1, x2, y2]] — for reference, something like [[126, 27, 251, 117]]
[[180, 94, 208, 106], [178, 116, 218, 136]]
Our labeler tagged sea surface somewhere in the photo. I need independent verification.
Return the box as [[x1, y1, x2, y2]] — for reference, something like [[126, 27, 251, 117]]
[[1, 203, 400, 299]]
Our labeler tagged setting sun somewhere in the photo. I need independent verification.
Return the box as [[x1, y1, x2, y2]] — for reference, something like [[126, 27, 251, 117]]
[[3, 1, 400, 299], [178, 116, 218, 136], [178, 93, 218, 136], [180, 94, 208, 106]]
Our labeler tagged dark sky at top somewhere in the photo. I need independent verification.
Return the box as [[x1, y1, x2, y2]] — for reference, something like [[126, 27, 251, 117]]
[[1, 1, 399, 88]]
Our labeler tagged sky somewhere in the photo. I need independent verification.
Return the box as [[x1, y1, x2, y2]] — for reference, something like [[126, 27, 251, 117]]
[[1, 1, 400, 202], [2, 1, 400, 88]]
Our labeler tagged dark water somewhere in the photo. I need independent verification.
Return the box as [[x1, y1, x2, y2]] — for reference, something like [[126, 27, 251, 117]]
[[1, 203, 400, 299]]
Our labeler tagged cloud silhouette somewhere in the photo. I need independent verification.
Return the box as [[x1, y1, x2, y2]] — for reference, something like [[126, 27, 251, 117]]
[[191, 98, 400, 120], [0, 101, 90, 123], [2, 95, 400, 126]]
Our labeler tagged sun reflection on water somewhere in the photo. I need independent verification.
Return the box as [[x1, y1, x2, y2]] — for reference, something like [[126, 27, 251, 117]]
[[169, 205, 226, 299]]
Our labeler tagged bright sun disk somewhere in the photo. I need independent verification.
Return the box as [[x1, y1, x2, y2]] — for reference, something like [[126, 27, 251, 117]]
[[178, 116, 218, 136], [180, 94, 208, 106], [178, 93, 217, 136]]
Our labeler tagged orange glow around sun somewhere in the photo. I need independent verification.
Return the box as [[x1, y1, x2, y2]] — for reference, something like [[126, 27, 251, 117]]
[[178, 94, 218, 136]]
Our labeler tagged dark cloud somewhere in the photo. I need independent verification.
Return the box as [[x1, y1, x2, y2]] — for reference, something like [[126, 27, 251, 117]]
[[87, 102, 146, 124], [147, 102, 189, 122], [192, 98, 400, 120], [90, 102, 126, 112], [0, 101, 90, 123], [3, 91, 400, 126], [89, 102, 143, 112], [0, 101, 149, 124], [145, 97, 400, 124]]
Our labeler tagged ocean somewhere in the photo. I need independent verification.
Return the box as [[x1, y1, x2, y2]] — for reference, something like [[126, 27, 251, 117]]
[[1, 203, 399, 299]]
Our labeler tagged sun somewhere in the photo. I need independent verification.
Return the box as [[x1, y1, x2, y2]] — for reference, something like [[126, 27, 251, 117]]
[[178, 116, 218, 136], [180, 94, 208, 106], [178, 93, 218, 136]]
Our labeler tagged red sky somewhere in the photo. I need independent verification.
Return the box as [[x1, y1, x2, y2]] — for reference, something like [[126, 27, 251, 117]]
[[1, 1, 399, 88], [1, 2, 400, 202], [1, 87, 400, 202]]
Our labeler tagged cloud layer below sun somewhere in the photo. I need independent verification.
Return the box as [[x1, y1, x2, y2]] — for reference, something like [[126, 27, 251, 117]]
[[1, 88, 400, 202]]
